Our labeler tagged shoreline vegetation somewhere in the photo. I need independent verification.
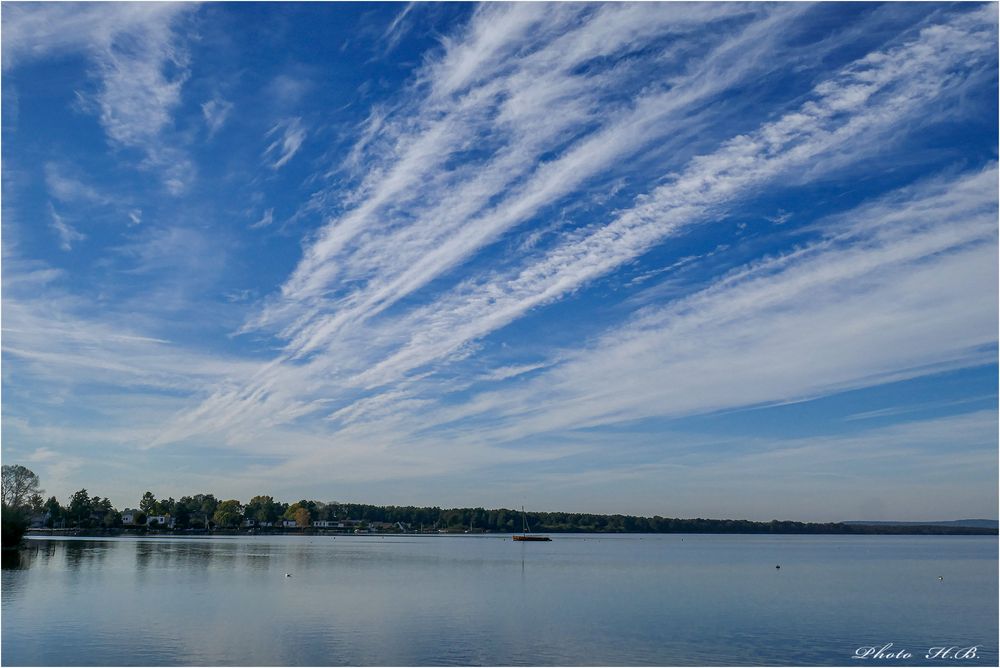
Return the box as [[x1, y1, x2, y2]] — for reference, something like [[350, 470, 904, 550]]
[[2, 465, 996, 548], [21, 520, 999, 539], [16, 502, 1000, 539]]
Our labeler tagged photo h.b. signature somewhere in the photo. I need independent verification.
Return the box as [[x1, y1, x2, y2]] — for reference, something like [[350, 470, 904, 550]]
[[853, 644, 981, 661]]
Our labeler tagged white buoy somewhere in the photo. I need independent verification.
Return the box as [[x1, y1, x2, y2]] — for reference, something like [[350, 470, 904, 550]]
[[285, 573, 292, 577]]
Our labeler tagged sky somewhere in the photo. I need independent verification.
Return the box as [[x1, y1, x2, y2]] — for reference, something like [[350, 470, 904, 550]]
[[1, 2, 997, 522]]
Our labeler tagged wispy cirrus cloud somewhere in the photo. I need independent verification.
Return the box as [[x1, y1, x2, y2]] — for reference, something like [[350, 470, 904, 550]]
[[379, 2, 417, 56], [424, 165, 997, 444], [3, 2, 196, 193], [337, 4, 998, 391], [2, 291, 256, 396], [44, 162, 144, 228], [479, 363, 550, 383], [265, 74, 312, 109], [47, 204, 85, 251], [249, 3, 799, 339], [502, 410, 998, 521], [297, 163, 995, 454], [201, 96, 233, 137], [1, 2, 186, 70], [1, 243, 263, 465], [150, 5, 996, 452], [264, 117, 307, 169], [251, 208, 275, 229], [44, 162, 108, 205], [843, 396, 998, 423]]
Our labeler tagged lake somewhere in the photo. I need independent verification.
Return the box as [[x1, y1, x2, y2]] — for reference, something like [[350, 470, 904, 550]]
[[1, 534, 996, 666]]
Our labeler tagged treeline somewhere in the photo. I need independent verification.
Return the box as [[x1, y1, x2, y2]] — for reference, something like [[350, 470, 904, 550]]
[[2, 465, 45, 546], [310, 504, 997, 535], [5, 464, 996, 536], [31, 494, 1000, 536]]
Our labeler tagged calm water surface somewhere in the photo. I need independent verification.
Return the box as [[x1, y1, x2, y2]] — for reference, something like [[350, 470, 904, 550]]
[[2, 534, 996, 666]]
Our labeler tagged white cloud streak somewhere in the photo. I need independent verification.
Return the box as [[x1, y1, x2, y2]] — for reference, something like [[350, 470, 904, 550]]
[[428, 165, 997, 443], [148, 5, 996, 456], [259, 3, 791, 345], [2, 3, 186, 69], [201, 96, 233, 137], [509, 410, 998, 521], [251, 208, 275, 230], [47, 204, 85, 251], [346, 6, 997, 391], [2, 295, 258, 396], [379, 2, 417, 56], [44, 163, 108, 205], [264, 118, 307, 169], [3, 3, 195, 192]]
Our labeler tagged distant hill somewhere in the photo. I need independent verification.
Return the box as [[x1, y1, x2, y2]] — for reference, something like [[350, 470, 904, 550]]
[[843, 519, 998, 529]]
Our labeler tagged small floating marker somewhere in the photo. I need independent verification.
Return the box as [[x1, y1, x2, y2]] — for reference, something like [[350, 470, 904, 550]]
[[938, 576, 944, 581], [775, 565, 781, 569], [285, 573, 293, 577]]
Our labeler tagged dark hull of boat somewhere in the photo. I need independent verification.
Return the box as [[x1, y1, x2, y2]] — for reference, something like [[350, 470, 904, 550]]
[[513, 535, 551, 541]]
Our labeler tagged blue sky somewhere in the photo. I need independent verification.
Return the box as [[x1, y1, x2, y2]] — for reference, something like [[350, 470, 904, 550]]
[[2, 2, 997, 521]]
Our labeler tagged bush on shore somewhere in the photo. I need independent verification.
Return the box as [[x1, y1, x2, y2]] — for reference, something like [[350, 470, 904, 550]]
[[1, 506, 29, 549]]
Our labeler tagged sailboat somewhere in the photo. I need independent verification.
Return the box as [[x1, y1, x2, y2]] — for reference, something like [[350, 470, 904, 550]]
[[512, 506, 551, 541]]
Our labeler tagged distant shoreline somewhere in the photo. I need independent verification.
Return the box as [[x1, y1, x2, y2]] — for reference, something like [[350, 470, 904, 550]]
[[18, 488, 997, 537], [24, 524, 998, 538]]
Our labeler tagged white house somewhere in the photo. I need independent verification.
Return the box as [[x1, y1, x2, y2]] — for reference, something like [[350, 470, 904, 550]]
[[147, 515, 175, 529], [242, 519, 275, 528], [121, 509, 139, 525]]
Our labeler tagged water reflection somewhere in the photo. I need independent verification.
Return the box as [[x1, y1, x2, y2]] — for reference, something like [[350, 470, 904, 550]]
[[2, 535, 996, 667], [1, 548, 30, 570], [1, 540, 59, 571], [134, 540, 152, 571], [64, 540, 109, 570], [35, 540, 58, 562]]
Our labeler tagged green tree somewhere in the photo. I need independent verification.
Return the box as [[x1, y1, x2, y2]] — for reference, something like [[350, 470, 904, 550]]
[[90, 495, 104, 523], [42, 496, 63, 527], [296, 499, 319, 521], [92, 497, 116, 526], [0, 511, 28, 547], [102, 509, 122, 528], [2, 465, 42, 510], [68, 489, 94, 527], [27, 493, 45, 515], [1, 465, 41, 548], [139, 491, 158, 515], [245, 495, 280, 524], [212, 500, 243, 528], [172, 500, 191, 528], [197, 494, 218, 520], [283, 502, 304, 521]]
